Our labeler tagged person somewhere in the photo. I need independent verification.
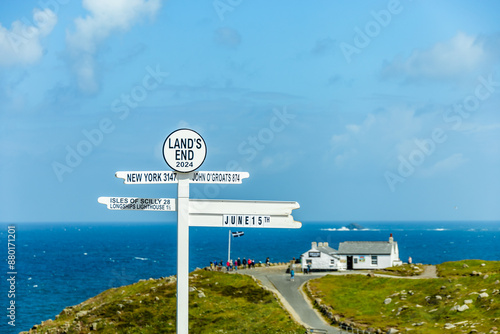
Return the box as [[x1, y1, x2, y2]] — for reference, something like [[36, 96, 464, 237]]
[[234, 259, 238, 271], [307, 263, 311, 274], [408, 256, 412, 264], [226, 260, 231, 272], [247, 258, 252, 269], [242, 258, 247, 269], [266, 257, 270, 267], [290, 268, 295, 281]]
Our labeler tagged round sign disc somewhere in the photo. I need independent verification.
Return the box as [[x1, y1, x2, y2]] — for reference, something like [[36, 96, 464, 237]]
[[163, 129, 207, 173]]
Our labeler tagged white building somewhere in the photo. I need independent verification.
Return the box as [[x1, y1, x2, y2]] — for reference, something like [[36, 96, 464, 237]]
[[300, 241, 343, 272], [338, 234, 402, 270], [301, 234, 402, 271]]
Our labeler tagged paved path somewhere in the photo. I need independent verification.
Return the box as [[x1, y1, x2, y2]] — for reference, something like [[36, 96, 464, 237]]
[[419, 265, 438, 278], [234, 265, 438, 333], [236, 266, 345, 334]]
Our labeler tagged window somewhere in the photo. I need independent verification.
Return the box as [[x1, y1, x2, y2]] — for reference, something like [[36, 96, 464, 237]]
[[330, 259, 335, 264], [372, 255, 378, 265], [353, 258, 358, 264], [306, 259, 312, 264]]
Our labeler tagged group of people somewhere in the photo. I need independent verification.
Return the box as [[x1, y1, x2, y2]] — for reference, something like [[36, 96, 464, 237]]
[[210, 257, 259, 272], [210, 257, 302, 282], [209, 257, 273, 271]]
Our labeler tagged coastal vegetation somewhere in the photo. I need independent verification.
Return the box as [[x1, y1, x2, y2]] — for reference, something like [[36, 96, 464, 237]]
[[373, 263, 425, 276], [24, 260, 500, 333], [307, 260, 500, 333], [24, 270, 304, 334]]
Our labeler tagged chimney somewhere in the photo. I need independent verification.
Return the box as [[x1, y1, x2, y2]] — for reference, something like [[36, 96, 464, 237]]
[[324, 242, 329, 247], [318, 242, 324, 247], [311, 242, 317, 249], [389, 233, 394, 243]]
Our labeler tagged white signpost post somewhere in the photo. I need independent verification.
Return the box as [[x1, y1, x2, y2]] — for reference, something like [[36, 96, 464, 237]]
[[98, 129, 301, 334]]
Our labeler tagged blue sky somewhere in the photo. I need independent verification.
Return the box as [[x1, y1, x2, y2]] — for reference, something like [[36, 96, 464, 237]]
[[1, 0, 499, 224]]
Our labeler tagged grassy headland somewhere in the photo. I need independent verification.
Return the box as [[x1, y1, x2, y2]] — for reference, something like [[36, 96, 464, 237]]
[[307, 260, 500, 333], [25, 270, 304, 334], [373, 263, 425, 276]]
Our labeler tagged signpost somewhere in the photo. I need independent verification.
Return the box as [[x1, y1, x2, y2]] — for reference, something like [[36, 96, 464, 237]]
[[115, 171, 249, 184], [98, 128, 301, 334], [189, 199, 301, 228], [98, 197, 176, 211], [162, 128, 206, 173]]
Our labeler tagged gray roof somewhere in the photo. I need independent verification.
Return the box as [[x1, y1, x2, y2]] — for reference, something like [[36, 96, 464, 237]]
[[338, 241, 395, 255], [316, 245, 338, 254]]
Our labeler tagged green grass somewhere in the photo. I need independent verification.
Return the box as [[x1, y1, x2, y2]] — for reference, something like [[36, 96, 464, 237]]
[[373, 263, 425, 276], [27, 270, 305, 334], [437, 259, 500, 278], [308, 260, 500, 333]]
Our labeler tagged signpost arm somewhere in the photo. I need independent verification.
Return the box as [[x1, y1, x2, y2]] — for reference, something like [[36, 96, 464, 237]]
[[176, 174, 190, 334]]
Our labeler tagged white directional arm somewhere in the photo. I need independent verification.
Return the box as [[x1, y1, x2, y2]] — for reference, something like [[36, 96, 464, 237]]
[[115, 171, 249, 184], [188, 199, 301, 228]]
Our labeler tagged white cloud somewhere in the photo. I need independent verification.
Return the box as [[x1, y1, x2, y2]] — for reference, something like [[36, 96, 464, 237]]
[[345, 124, 360, 134], [334, 149, 357, 167], [66, 0, 161, 93], [329, 108, 426, 168], [460, 122, 500, 135], [420, 153, 467, 177], [331, 133, 349, 148], [177, 120, 191, 129], [382, 32, 490, 81], [0, 8, 57, 66]]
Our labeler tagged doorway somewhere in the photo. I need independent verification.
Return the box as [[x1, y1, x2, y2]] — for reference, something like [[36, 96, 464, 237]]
[[347, 256, 353, 270]]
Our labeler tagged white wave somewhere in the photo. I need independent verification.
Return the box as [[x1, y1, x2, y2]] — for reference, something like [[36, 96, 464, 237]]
[[321, 227, 350, 231], [321, 227, 375, 231], [134, 257, 149, 261]]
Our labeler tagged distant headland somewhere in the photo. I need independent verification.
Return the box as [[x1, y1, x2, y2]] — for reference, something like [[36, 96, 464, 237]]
[[322, 222, 366, 231], [345, 223, 365, 230]]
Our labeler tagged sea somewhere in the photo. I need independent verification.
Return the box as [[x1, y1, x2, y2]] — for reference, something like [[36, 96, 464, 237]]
[[1, 221, 499, 333]]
